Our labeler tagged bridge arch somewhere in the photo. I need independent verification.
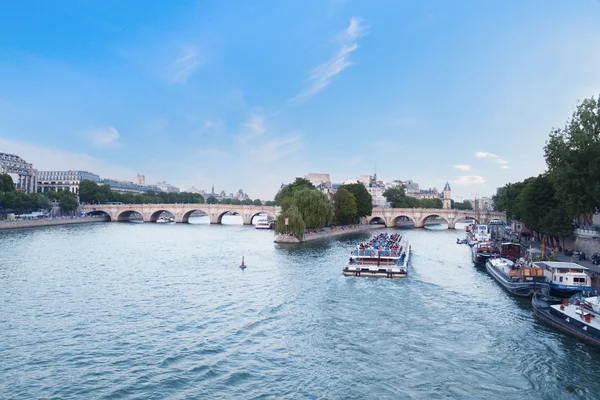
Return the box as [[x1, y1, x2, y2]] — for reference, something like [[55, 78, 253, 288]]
[[182, 209, 210, 223], [218, 210, 243, 224], [391, 215, 416, 228], [149, 209, 176, 223], [86, 210, 112, 221], [251, 211, 276, 224], [420, 214, 449, 229], [116, 210, 144, 222], [368, 216, 386, 225]]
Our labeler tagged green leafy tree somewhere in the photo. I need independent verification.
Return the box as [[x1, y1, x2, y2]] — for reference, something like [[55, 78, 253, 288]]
[[275, 204, 306, 239], [220, 198, 232, 205], [292, 188, 333, 229], [452, 200, 473, 210], [0, 174, 15, 192], [333, 187, 358, 225], [518, 175, 572, 242], [383, 187, 408, 208], [252, 199, 262, 206], [342, 183, 372, 217], [242, 198, 253, 205], [492, 181, 527, 220], [545, 95, 600, 224], [420, 198, 443, 209], [78, 180, 100, 203], [57, 191, 79, 212], [264, 200, 275, 206], [274, 178, 315, 205], [207, 196, 218, 204]]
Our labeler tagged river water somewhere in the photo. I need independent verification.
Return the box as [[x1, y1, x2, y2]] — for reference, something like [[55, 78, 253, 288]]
[[1, 220, 599, 399]]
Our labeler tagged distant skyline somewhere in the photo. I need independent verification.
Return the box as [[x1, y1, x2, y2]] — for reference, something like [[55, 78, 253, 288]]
[[1, 1, 600, 201]]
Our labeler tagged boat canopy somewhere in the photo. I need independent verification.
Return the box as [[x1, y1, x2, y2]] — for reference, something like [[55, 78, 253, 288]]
[[538, 261, 589, 271]]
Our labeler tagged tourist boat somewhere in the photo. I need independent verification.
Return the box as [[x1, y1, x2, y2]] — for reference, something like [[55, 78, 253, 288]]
[[532, 292, 600, 348], [343, 233, 410, 278], [471, 241, 499, 266], [536, 262, 594, 297], [255, 218, 273, 229], [157, 216, 175, 223], [456, 238, 468, 245], [466, 224, 491, 246], [485, 256, 547, 297]]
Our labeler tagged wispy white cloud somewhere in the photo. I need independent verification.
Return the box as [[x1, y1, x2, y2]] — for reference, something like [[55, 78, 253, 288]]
[[85, 126, 120, 147], [169, 45, 204, 83], [475, 151, 508, 165], [248, 132, 303, 164], [500, 165, 509, 169], [236, 115, 267, 143], [453, 164, 471, 171], [453, 175, 485, 185], [289, 17, 367, 104]]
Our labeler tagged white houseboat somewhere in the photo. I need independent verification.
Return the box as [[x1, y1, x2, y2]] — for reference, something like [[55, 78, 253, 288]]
[[535, 262, 593, 297]]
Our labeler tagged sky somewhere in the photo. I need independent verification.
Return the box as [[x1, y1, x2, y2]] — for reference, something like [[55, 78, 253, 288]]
[[1, 0, 600, 201]]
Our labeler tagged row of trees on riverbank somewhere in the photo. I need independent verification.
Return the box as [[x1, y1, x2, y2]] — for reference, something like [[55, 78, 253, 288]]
[[382, 186, 473, 210], [79, 180, 206, 204], [0, 173, 79, 214], [274, 178, 373, 238], [493, 95, 600, 245]]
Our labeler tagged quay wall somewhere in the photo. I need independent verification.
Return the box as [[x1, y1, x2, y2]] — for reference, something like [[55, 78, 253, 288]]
[[0, 216, 108, 231], [563, 235, 600, 255], [275, 225, 380, 243]]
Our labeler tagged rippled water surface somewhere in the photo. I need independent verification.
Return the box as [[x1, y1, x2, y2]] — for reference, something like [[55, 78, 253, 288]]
[[1, 221, 600, 399]]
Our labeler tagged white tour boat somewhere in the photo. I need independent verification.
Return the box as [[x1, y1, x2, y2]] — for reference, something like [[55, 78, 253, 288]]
[[343, 233, 411, 278], [255, 218, 273, 229]]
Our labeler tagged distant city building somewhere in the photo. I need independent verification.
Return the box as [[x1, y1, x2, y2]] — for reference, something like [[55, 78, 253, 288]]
[[185, 186, 206, 195], [305, 173, 332, 189], [156, 181, 180, 193], [102, 178, 160, 194], [343, 173, 387, 207], [442, 182, 452, 209], [137, 174, 145, 185], [474, 196, 494, 211], [1, 152, 37, 193], [37, 170, 100, 194]]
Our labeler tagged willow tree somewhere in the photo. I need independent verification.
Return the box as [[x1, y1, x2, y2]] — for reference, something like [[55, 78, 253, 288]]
[[293, 188, 333, 229], [276, 204, 306, 239]]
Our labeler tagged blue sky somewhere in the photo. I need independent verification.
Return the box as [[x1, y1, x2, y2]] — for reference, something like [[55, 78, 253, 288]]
[[1, 0, 600, 201]]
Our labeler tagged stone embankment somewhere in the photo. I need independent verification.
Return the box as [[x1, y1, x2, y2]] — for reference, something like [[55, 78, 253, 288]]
[[274, 224, 381, 243], [0, 216, 108, 231]]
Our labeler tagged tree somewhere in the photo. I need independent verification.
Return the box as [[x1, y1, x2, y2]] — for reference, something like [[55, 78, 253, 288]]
[[230, 198, 242, 205], [206, 196, 218, 204], [292, 188, 333, 229], [492, 181, 527, 220], [78, 180, 100, 203], [275, 204, 306, 239], [242, 198, 253, 205], [545, 95, 600, 224], [264, 200, 275, 206], [57, 191, 79, 212], [220, 198, 232, 205], [274, 178, 315, 205], [518, 174, 572, 243], [342, 183, 372, 218], [333, 188, 358, 225], [452, 200, 473, 210], [0, 174, 14, 192], [252, 199, 262, 206], [383, 187, 407, 208]]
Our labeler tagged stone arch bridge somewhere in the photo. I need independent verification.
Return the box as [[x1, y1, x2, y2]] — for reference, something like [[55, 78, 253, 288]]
[[369, 208, 506, 229], [81, 204, 279, 225], [81, 204, 505, 229]]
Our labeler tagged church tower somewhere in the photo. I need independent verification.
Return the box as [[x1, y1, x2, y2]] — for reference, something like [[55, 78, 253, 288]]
[[442, 181, 452, 209]]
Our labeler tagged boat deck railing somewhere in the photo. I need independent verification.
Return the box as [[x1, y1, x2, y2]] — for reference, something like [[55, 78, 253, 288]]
[[351, 249, 403, 257]]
